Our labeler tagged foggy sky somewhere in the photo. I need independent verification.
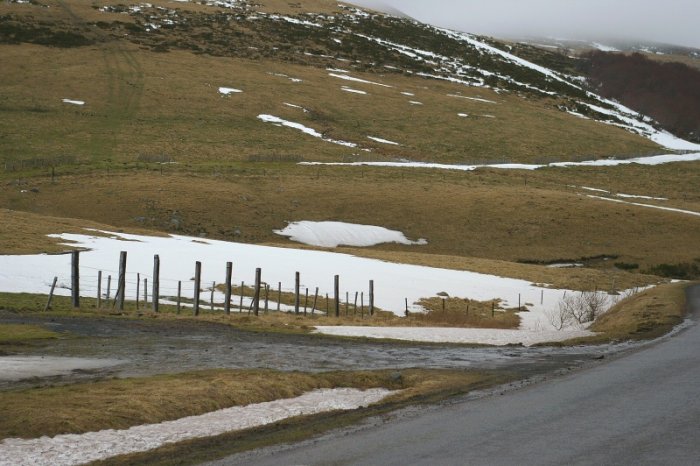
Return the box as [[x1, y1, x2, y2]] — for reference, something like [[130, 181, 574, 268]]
[[350, 0, 700, 49]]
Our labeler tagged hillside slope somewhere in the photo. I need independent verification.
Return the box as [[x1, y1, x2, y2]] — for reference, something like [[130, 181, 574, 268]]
[[2, 0, 696, 168]]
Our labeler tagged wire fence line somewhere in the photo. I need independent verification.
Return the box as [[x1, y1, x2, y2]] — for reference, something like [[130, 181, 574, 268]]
[[43, 250, 376, 318]]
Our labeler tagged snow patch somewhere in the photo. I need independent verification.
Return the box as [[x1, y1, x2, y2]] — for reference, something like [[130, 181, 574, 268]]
[[447, 94, 497, 104], [61, 99, 84, 106], [328, 73, 392, 88], [314, 326, 594, 347], [257, 114, 356, 148], [218, 87, 242, 95], [0, 388, 392, 466], [300, 152, 700, 172], [367, 136, 400, 146], [341, 86, 367, 95], [273, 221, 425, 248], [586, 195, 700, 217]]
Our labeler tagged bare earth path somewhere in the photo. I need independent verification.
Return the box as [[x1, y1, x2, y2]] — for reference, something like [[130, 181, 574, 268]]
[[215, 285, 700, 466]]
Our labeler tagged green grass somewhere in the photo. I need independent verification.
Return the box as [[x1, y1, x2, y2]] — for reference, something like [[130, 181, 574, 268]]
[[0, 323, 59, 344]]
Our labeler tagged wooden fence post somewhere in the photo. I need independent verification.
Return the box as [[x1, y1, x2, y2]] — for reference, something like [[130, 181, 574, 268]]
[[311, 287, 319, 315], [44, 276, 58, 312], [277, 282, 281, 312], [361, 292, 364, 318], [264, 284, 270, 313], [345, 291, 349, 317], [97, 271, 102, 310], [135, 273, 140, 310], [71, 250, 80, 308], [144, 278, 147, 304], [193, 261, 201, 316], [152, 254, 160, 313], [239, 281, 244, 312], [369, 280, 374, 316], [295, 272, 300, 315], [117, 251, 127, 311], [224, 262, 232, 315], [177, 280, 182, 314], [304, 288, 309, 316], [211, 281, 215, 312], [253, 268, 261, 316], [326, 293, 329, 313], [106, 275, 111, 301], [354, 292, 358, 316], [405, 298, 409, 317], [334, 275, 340, 318]]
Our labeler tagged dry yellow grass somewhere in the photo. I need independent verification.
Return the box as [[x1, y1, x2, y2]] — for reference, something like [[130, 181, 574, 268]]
[[0, 39, 659, 165], [0, 368, 496, 440], [2, 167, 697, 271]]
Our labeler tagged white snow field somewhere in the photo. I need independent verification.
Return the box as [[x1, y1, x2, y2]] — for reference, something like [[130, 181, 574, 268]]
[[0, 230, 615, 344], [273, 221, 427, 247], [0, 388, 392, 466]]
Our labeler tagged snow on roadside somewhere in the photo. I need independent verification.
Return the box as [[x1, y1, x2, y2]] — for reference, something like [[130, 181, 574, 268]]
[[273, 221, 426, 247], [0, 388, 392, 466]]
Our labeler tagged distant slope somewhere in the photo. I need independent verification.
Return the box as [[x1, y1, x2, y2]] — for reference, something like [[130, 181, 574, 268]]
[[579, 51, 700, 143]]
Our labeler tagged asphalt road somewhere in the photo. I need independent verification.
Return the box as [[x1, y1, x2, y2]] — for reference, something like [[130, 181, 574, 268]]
[[218, 285, 700, 466]]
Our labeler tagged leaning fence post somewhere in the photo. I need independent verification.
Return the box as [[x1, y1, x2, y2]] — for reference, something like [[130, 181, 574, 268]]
[[224, 262, 232, 315], [253, 268, 261, 316], [117, 251, 127, 311], [211, 281, 215, 312], [44, 276, 58, 312], [334, 275, 340, 318], [354, 292, 358, 316], [295, 272, 300, 315], [311, 287, 319, 315], [193, 261, 201, 316], [71, 250, 80, 308], [97, 271, 102, 310], [152, 255, 160, 313], [369, 280, 374, 316]]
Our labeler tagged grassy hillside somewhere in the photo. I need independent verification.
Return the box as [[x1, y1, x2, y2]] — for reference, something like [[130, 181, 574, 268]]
[[1, 0, 698, 288]]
